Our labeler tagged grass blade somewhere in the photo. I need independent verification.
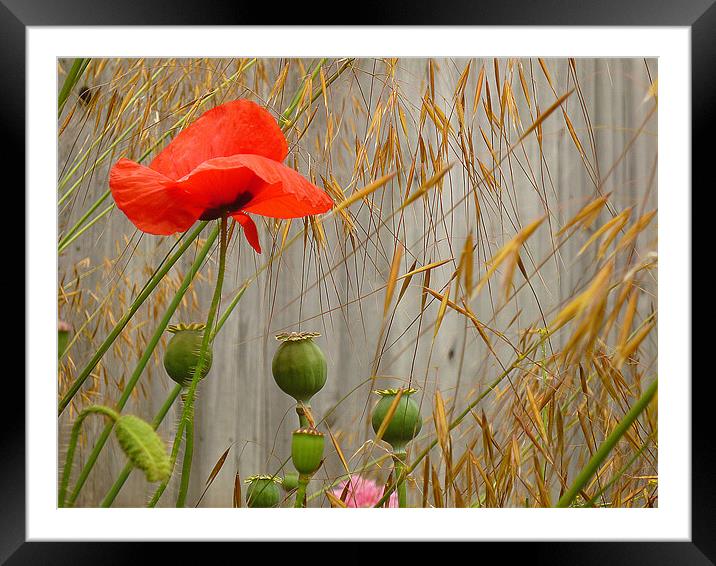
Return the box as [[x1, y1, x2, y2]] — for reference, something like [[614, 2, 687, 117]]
[[556, 379, 658, 507]]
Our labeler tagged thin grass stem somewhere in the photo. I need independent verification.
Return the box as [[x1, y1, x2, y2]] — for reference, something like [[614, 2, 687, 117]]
[[581, 432, 656, 508], [58, 118, 140, 206], [57, 190, 113, 251], [58, 58, 90, 117], [57, 203, 114, 253], [556, 379, 658, 508]]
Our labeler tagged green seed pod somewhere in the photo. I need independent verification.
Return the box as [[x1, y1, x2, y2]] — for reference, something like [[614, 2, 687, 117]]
[[163, 324, 213, 387], [114, 415, 171, 483], [245, 475, 282, 508], [282, 471, 300, 492], [291, 427, 325, 476], [272, 332, 327, 404], [371, 388, 423, 452]]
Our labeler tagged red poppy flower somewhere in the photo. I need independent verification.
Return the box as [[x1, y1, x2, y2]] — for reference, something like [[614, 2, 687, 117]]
[[109, 100, 333, 253]]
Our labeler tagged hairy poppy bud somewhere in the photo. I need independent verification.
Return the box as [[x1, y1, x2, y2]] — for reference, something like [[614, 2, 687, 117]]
[[245, 475, 282, 508], [114, 415, 171, 483], [163, 324, 213, 387], [272, 332, 327, 404], [371, 388, 423, 452], [291, 427, 325, 476]]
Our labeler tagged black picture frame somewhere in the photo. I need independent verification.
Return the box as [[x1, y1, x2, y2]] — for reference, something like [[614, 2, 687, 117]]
[[9, 1, 703, 562]]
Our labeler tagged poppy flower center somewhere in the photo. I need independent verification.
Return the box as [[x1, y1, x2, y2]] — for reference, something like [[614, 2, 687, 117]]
[[199, 191, 253, 221]]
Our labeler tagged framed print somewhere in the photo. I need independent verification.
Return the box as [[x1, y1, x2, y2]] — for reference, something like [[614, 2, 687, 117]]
[[11, 0, 704, 562]]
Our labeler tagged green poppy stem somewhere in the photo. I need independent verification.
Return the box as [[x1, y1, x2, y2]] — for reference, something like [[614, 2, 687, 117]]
[[146, 418, 187, 507], [177, 408, 195, 507], [59, 405, 119, 507], [392, 451, 408, 508], [99, 384, 183, 507], [294, 474, 310, 508], [175, 215, 229, 507], [297, 404, 310, 428]]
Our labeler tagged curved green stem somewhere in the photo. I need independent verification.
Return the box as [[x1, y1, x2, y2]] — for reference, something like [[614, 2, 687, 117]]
[[100, 384, 182, 507], [64, 225, 218, 506], [59, 405, 118, 507], [294, 474, 310, 508], [175, 216, 228, 507]]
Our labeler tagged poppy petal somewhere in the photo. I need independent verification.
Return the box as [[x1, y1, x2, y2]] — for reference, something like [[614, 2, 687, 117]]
[[177, 154, 334, 219], [149, 100, 289, 180], [109, 158, 202, 235], [232, 212, 261, 254]]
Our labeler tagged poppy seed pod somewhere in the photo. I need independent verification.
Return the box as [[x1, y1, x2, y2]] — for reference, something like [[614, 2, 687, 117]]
[[371, 388, 423, 452], [272, 332, 327, 404], [281, 471, 300, 492], [163, 324, 213, 387], [245, 475, 282, 508], [291, 428, 325, 476]]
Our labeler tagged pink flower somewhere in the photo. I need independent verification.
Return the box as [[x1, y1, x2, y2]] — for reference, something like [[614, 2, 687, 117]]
[[331, 476, 398, 508]]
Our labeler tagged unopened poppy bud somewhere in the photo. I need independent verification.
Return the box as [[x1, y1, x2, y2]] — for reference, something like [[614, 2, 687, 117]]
[[114, 415, 171, 483], [291, 427, 325, 476], [371, 388, 422, 452], [272, 332, 327, 404], [163, 324, 213, 387], [245, 475, 282, 508]]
